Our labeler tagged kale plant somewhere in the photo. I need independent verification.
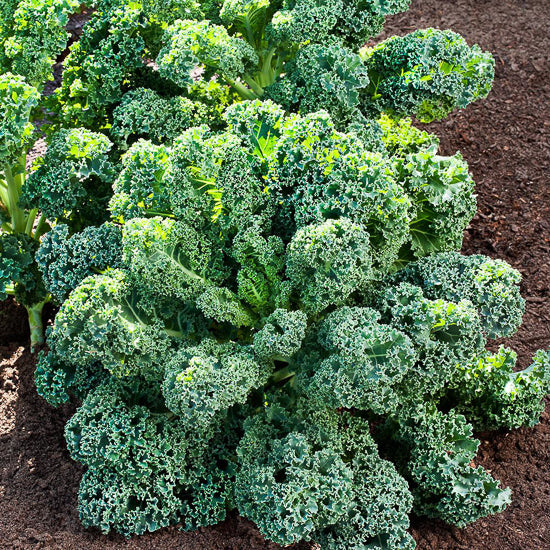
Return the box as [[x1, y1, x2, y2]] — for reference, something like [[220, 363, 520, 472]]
[[36, 106, 550, 546], [0, 76, 118, 346], [23, 0, 549, 547], [0, 0, 128, 347], [0, 0, 86, 347], [51, 0, 494, 134]]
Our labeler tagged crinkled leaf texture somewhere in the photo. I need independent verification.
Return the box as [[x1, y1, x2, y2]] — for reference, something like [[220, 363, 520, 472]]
[[28, 2, 547, 547]]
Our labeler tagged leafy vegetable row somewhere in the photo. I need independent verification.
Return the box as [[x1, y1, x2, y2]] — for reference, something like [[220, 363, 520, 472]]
[[0, 1, 548, 548]]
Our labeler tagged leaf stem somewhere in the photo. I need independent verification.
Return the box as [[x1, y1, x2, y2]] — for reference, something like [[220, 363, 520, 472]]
[[271, 364, 295, 384], [34, 213, 50, 239], [226, 77, 258, 100], [26, 297, 50, 352], [243, 75, 265, 97], [4, 155, 27, 234]]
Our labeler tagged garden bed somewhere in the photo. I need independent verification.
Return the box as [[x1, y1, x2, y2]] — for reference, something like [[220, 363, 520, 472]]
[[1, 0, 549, 548]]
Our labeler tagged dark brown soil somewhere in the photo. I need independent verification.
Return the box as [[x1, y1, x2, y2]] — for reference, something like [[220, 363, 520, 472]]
[[0, 299, 29, 343], [1, 0, 549, 548]]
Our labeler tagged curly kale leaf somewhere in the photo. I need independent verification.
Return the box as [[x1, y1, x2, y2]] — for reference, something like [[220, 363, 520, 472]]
[[0, 233, 47, 306], [394, 150, 477, 260], [36, 223, 123, 303], [378, 113, 440, 158], [232, 224, 289, 313], [265, 40, 370, 126], [236, 406, 354, 545], [363, 28, 495, 121], [253, 308, 307, 361], [53, 0, 147, 128], [109, 139, 172, 222], [163, 340, 270, 428], [0, 73, 39, 164], [1, 0, 79, 89], [286, 218, 374, 315], [21, 128, 114, 224], [237, 404, 414, 548], [448, 347, 550, 430], [267, 0, 410, 48], [302, 306, 417, 414], [45, 270, 179, 378], [123, 216, 256, 326], [391, 252, 525, 338], [314, 414, 415, 550], [122, 216, 223, 302], [375, 281, 486, 400], [389, 404, 511, 527], [35, 348, 109, 406], [110, 88, 214, 148], [66, 377, 233, 535], [157, 19, 258, 87]]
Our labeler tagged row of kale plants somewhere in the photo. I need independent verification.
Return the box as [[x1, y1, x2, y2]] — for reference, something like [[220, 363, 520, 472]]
[[1, 1, 549, 548]]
